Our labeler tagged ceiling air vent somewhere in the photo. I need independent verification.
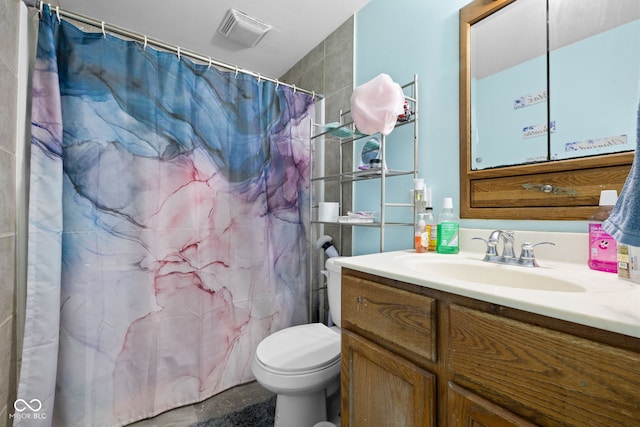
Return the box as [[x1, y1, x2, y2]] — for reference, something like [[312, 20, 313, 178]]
[[218, 9, 272, 47]]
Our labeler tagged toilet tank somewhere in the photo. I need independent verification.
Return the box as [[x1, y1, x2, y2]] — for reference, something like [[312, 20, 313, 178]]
[[325, 257, 343, 327]]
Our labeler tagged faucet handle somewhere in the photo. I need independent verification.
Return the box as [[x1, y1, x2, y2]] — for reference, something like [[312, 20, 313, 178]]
[[519, 241, 555, 267], [472, 237, 498, 257]]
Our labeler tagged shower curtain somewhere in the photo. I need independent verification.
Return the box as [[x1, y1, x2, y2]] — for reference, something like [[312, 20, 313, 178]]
[[17, 6, 313, 426]]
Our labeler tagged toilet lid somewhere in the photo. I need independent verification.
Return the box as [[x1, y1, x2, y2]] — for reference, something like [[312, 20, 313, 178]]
[[256, 323, 341, 373]]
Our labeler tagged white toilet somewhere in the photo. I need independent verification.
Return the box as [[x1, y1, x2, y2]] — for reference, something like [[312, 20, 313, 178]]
[[251, 257, 343, 427]]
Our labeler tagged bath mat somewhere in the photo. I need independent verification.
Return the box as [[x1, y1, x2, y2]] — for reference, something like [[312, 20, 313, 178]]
[[190, 395, 276, 427]]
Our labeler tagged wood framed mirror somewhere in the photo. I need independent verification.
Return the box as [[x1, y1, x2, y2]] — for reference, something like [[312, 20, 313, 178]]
[[459, 0, 638, 220]]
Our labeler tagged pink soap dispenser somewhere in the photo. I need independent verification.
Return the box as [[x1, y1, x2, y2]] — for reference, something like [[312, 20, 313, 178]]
[[588, 190, 618, 273]]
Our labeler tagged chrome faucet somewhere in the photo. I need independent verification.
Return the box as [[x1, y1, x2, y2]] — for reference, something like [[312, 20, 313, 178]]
[[475, 230, 514, 262], [473, 230, 554, 267]]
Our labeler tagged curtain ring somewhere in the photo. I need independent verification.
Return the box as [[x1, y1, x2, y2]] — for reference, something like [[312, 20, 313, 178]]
[[208, 57, 212, 69], [101, 22, 106, 38], [38, 2, 43, 17], [312, 91, 315, 99], [234, 66, 239, 78], [292, 84, 297, 93], [177, 47, 181, 61], [143, 35, 148, 50], [275, 79, 280, 89], [55, 5, 61, 23], [257, 73, 261, 83]]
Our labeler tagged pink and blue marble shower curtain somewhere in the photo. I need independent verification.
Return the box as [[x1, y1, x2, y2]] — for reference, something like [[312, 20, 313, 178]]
[[17, 6, 313, 426]]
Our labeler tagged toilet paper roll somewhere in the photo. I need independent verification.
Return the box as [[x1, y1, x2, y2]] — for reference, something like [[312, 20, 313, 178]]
[[318, 202, 339, 222]]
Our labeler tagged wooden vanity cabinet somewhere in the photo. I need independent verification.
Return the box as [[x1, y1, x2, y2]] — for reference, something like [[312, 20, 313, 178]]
[[341, 331, 436, 426], [341, 275, 438, 427], [340, 268, 640, 427]]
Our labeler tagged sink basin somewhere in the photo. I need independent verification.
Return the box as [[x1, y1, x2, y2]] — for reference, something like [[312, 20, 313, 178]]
[[402, 257, 586, 292]]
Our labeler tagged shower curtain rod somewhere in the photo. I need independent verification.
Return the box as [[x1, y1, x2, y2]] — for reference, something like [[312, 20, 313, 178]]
[[22, 0, 322, 100]]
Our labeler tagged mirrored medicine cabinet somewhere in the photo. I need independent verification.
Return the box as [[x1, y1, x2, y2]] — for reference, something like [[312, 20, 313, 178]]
[[460, 0, 640, 220]]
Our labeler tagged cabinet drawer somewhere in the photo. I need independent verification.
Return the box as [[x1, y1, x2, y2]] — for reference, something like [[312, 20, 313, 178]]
[[469, 165, 629, 208], [342, 274, 437, 363], [449, 304, 640, 426]]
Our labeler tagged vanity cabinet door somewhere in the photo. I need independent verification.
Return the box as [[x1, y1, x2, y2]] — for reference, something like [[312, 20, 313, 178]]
[[341, 330, 436, 427], [448, 304, 640, 426], [448, 382, 538, 427]]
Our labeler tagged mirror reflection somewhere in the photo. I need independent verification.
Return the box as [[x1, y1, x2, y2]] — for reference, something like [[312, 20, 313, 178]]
[[470, 0, 640, 171]]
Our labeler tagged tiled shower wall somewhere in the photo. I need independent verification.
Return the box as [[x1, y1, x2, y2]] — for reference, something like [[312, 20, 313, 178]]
[[280, 18, 354, 323], [0, 0, 20, 424], [280, 17, 355, 257]]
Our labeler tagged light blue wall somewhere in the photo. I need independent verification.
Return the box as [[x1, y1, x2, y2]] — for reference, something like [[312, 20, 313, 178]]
[[352, 0, 594, 255]]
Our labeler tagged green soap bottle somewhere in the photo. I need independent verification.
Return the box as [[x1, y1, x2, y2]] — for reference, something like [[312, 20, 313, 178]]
[[436, 197, 459, 254]]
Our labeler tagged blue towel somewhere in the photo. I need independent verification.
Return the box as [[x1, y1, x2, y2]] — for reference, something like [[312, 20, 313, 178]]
[[603, 99, 640, 246]]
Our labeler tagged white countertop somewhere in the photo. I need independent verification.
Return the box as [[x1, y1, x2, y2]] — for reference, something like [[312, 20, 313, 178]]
[[335, 249, 640, 339]]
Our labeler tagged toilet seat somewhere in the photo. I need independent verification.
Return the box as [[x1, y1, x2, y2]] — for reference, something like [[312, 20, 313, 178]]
[[255, 323, 340, 375]]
